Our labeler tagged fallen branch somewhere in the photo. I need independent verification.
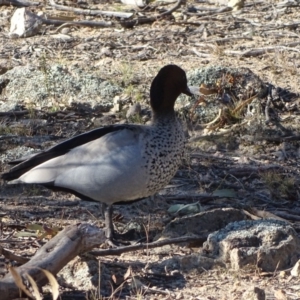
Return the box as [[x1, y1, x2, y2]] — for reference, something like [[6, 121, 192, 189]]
[[225, 41, 300, 57], [42, 19, 112, 29], [0, 0, 40, 6], [264, 22, 300, 31], [90, 235, 207, 256], [257, 135, 300, 142], [0, 110, 28, 116], [0, 246, 29, 264], [227, 165, 282, 176], [49, 0, 133, 19], [277, 0, 300, 8], [184, 6, 231, 18], [0, 224, 106, 300], [270, 210, 300, 222]]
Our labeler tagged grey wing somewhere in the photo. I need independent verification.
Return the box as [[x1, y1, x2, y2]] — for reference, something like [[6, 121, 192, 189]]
[[11, 128, 150, 204]]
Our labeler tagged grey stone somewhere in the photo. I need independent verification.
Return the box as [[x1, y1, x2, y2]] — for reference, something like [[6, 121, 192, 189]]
[[159, 208, 246, 239], [204, 219, 300, 272], [126, 103, 141, 119], [57, 256, 108, 292], [0, 64, 122, 111], [177, 66, 267, 123]]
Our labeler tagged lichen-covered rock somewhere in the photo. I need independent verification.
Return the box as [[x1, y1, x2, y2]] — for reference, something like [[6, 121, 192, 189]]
[[204, 219, 300, 271], [0, 64, 122, 111], [178, 66, 267, 123]]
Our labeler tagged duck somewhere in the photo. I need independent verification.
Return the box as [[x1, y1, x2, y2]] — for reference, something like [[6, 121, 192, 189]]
[[1, 64, 195, 242]]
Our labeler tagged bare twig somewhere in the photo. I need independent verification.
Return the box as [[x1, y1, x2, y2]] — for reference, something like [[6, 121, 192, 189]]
[[0, 0, 40, 7], [120, 0, 183, 28], [258, 135, 300, 142], [265, 95, 272, 124], [0, 246, 29, 264], [225, 41, 300, 57], [49, 0, 133, 19], [270, 211, 300, 222], [231, 94, 258, 114], [184, 6, 231, 17], [227, 165, 282, 176], [0, 110, 28, 117], [42, 19, 112, 29], [90, 235, 207, 256]]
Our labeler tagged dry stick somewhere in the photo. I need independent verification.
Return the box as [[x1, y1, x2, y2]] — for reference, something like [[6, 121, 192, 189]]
[[0, 224, 106, 300], [227, 165, 282, 176], [225, 41, 300, 57], [0, 110, 28, 117], [191, 48, 211, 58], [231, 94, 258, 115], [265, 95, 272, 124], [41, 18, 112, 29], [0, 0, 40, 7], [0, 246, 29, 264], [184, 6, 231, 17], [262, 135, 300, 142], [90, 235, 207, 257], [48, 0, 133, 19], [270, 211, 300, 222], [120, 0, 183, 28], [277, 1, 300, 8]]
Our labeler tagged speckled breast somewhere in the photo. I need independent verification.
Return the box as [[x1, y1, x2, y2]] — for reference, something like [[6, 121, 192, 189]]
[[142, 118, 186, 196]]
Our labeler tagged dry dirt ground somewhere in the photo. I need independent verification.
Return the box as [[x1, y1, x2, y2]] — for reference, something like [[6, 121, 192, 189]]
[[0, 0, 300, 299]]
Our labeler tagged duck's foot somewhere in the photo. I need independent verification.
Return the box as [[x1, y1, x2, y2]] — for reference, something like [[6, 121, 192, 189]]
[[105, 230, 137, 247], [102, 203, 140, 247]]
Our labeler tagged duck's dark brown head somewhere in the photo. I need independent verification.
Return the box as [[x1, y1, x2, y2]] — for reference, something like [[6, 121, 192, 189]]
[[150, 64, 192, 115]]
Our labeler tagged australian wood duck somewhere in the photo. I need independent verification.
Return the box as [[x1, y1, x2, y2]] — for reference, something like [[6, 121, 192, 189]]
[[1, 64, 195, 241]]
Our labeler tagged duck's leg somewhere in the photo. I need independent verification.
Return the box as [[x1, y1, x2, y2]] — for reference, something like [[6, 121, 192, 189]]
[[102, 203, 114, 240], [102, 203, 135, 246]]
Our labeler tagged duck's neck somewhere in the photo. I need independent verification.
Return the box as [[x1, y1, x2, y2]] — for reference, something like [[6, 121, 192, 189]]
[[152, 110, 176, 125]]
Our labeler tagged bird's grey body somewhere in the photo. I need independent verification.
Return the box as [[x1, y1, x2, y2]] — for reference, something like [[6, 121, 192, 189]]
[[11, 116, 185, 204], [2, 64, 194, 242]]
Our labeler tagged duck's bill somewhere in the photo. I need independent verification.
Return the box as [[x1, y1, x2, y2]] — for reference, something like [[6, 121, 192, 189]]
[[184, 86, 201, 96]]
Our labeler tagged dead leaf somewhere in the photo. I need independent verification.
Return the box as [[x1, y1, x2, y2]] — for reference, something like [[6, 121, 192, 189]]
[[199, 84, 218, 95], [26, 274, 42, 300], [41, 269, 59, 300], [124, 266, 132, 281], [9, 267, 33, 298]]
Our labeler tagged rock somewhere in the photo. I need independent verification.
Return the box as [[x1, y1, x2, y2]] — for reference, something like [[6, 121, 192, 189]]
[[158, 208, 246, 239], [61, 27, 71, 34], [178, 66, 267, 124], [9, 8, 43, 39], [204, 220, 300, 272], [178, 255, 218, 273], [291, 259, 300, 277], [126, 103, 141, 119], [242, 286, 265, 300], [0, 64, 122, 111], [57, 256, 109, 295]]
